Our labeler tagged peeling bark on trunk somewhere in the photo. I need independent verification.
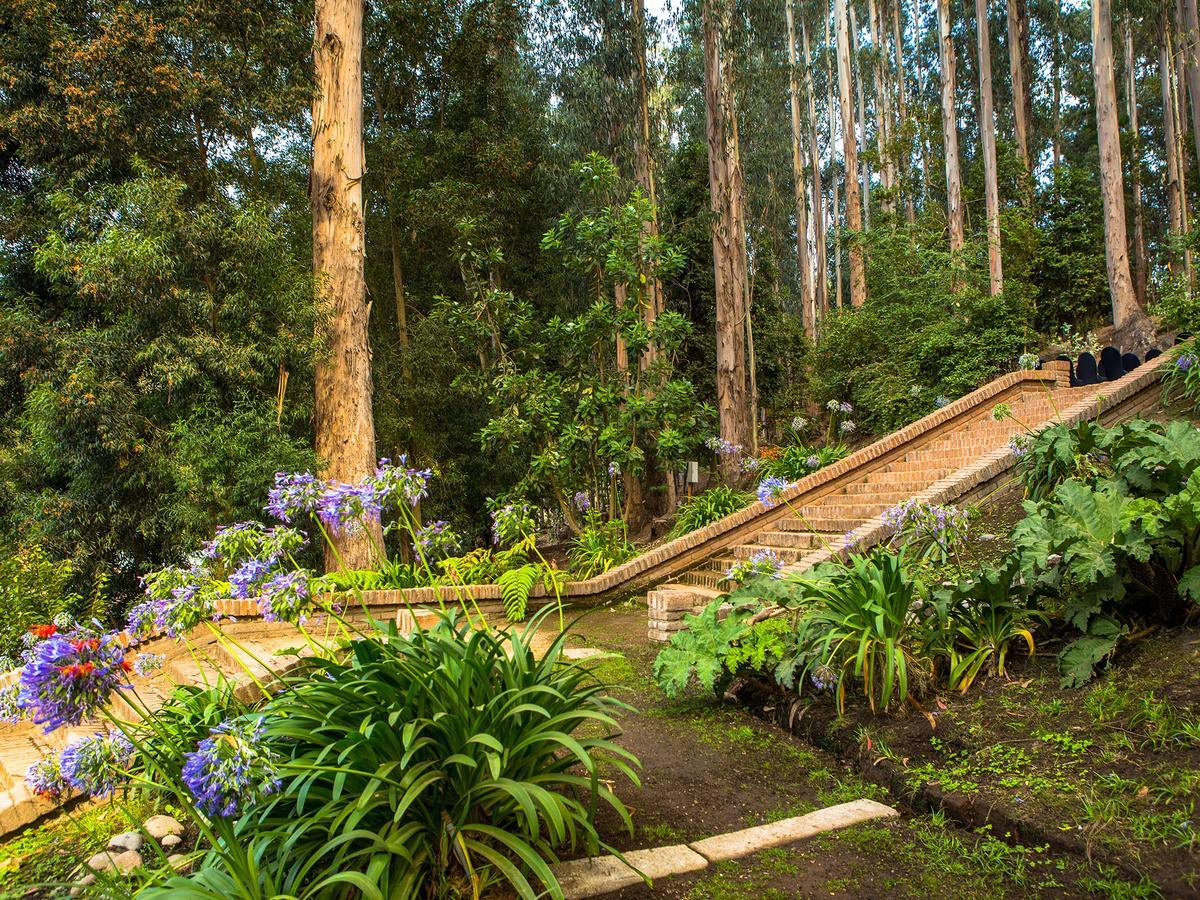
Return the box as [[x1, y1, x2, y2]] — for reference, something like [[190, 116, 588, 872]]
[[1091, 0, 1143, 332], [312, 0, 381, 570], [836, 0, 868, 306], [849, 3, 872, 232], [976, 0, 1003, 295], [1052, 0, 1063, 171], [869, 0, 896, 216], [389, 225, 412, 383], [785, 0, 815, 337], [703, 0, 753, 481], [888, 0, 915, 222], [826, 12, 845, 310], [1123, 16, 1147, 306], [1181, 0, 1200, 179], [1006, 0, 1032, 204], [937, 0, 966, 263], [803, 19, 829, 320]]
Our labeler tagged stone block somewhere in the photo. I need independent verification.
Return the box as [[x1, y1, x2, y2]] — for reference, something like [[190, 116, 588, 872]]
[[688, 799, 897, 862], [553, 844, 708, 898]]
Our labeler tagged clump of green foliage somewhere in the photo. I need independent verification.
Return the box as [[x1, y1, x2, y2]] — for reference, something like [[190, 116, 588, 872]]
[[0, 544, 111, 663], [668, 486, 753, 538], [568, 518, 636, 579]]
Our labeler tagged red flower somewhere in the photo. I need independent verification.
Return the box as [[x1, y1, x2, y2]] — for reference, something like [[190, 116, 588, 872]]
[[56, 662, 96, 679], [119, 659, 133, 673], [29, 624, 57, 640]]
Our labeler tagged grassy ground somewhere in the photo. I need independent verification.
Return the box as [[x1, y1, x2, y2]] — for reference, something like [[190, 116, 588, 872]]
[[566, 602, 1162, 899]]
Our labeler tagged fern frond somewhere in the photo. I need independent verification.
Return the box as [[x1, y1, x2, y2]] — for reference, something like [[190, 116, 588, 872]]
[[498, 564, 539, 622]]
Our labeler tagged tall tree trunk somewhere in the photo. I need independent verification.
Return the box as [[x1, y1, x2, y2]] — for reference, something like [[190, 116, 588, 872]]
[[1006, 0, 1032, 204], [1163, 23, 1185, 271], [633, 0, 664, 369], [869, 0, 896, 216], [803, 19, 829, 320], [1052, 0, 1063, 171], [1123, 16, 1147, 305], [1181, 0, 1200, 178], [312, 0, 380, 570], [785, 0, 815, 336], [1170, 22, 1196, 284], [836, 0, 868, 306], [976, 0, 1003, 294], [702, 0, 753, 480], [849, 3, 872, 232], [826, 11, 845, 310], [937, 0, 966, 262], [1091, 0, 1143, 332], [889, 0, 917, 222]]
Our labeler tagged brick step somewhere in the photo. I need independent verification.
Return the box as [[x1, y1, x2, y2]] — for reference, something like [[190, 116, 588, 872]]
[[751, 530, 841, 550], [726, 545, 806, 564], [676, 569, 728, 590]]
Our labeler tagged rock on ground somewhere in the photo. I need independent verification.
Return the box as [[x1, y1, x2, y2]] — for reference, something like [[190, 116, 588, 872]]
[[107, 830, 143, 852], [143, 815, 184, 839]]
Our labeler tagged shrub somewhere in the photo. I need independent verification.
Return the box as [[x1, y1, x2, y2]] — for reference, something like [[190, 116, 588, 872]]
[[166, 612, 640, 898], [668, 486, 753, 538], [568, 519, 636, 579], [756, 443, 848, 481]]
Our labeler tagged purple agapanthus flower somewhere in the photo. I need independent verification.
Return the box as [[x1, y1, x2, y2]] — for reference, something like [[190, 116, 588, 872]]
[[258, 571, 310, 625], [805, 455, 820, 470], [0, 685, 25, 724], [60, 732, 134, 797], [131, 653, 164, 677], [756, 477, 793, 507], [25, 753, 67, 799], [1178, 353, 1196, 372], [229, 557, 277, 600], [181, 719, 282, 818], [414, 520, 460, 558], [200, 522, 265, 563], [572, 491, 591, 512], [265, 471, 325, 523], [17, 633, 131, 733], [724, 548, 784, 583], [704, 436, 743, 457], [317, 482, 383, 535], [810, 665, 839, 692], [608, 461, 620, 478], [371, 457, 432, 508]]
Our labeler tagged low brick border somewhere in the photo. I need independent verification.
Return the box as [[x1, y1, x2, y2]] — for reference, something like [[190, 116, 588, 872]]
[[551, 799, 898, 898]]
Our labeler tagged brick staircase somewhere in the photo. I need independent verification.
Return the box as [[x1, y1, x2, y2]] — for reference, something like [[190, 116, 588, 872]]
[[670, 382, 1079, 593]]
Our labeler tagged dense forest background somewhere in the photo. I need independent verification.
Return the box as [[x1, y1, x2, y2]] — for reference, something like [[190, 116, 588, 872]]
[[0, 0, 1194, 608]]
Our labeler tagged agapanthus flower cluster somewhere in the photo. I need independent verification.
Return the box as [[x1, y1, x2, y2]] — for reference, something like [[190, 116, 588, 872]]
[[839, 420, 857, 434], [1178, 353, 1196, 372], [805, 455, 821, 470], [756, 477, 793, 507], [53, 612, 73, 629], [826, 399, 840, 412], [258, 571, 311, 625], [935, 395, 949, 408], [17, 632, 131, 732], [491, 502, 536, 547], [739, 456, 761, 474], [1018, 352, 1040, 370], [607, 461, 621, 478], [0, 685, 26, 724], [882, 498, 971, 555], [25, 754, 67, 799], [230, 557, 276, 600], [130, 565, 217, 639], [724, 548, 784, 583], [909, 385, 923, 398], [181, 718, 282, 818], [839, 402, 853, 415], [370, 456, 432, 508], [1009, 434, 1030, 457], [705, 436, 744, 457], [265, 471, 324, 523], [317, 481, 383, 535], [991, 402, 1012, 422], [59, 732, 134, 797], [131, 653, 164, 677], [201, 521, 267, 564], [790, 416, 808, 431], [810, 665, 839, 692], [572, 491, 591, 512], [414, 520, 461, 558]]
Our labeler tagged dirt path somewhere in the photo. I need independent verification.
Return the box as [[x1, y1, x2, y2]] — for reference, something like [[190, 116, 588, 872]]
[[556, 601, 1154, 899]]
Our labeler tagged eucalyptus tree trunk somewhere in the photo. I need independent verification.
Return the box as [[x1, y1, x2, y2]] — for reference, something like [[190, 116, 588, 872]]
[[826, 11, 845, 310], [1123, 16, 1147, 305], [1163, 26, 1185, 255], [869, 0, 896, 217], [785, 0, 815, 336], [803, 19, 829, 319], [1052, 0, 1063, 171], [1091, 0, 1143, 332], [976, 0, 1003, 295], [312, 0, 381, 570], [1170, 23, 1196, 285], [889, 0, 916, 222], [389, 225, 412, 383], [1181, 0, 1200, 178], [937, 0, 966, 262], [836, 0, 868, 306], [702, 0, 753, 480], [849, 3, 872, 232], [1006, 0, 1032, 204], [633, 0, 664, 368]]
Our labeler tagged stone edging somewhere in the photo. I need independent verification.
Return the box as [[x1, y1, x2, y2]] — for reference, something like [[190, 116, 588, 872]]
[[550, 798, 897, 898]]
